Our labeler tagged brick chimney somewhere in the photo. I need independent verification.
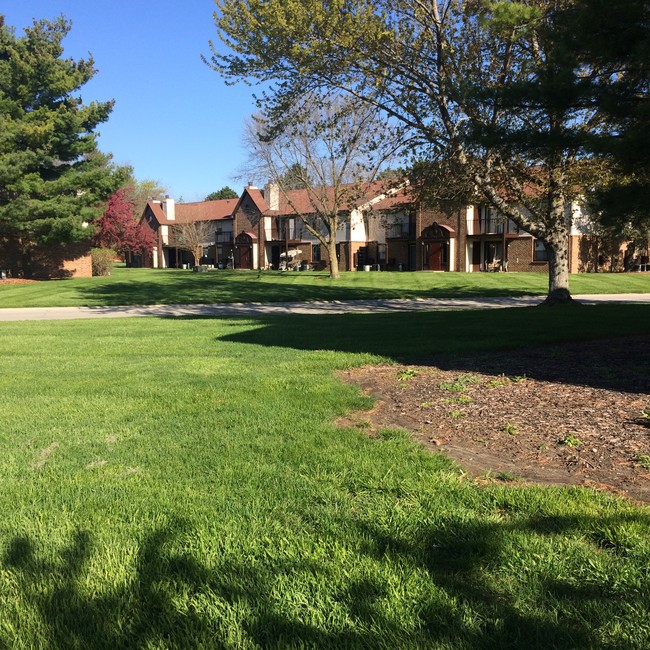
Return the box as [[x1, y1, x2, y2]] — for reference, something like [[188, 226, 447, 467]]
[[161, 195, 175, 220], [264, 182, 279, 211]]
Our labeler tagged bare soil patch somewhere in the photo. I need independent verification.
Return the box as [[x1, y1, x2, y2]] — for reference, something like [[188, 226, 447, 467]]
[[339, 336, 650, 502]]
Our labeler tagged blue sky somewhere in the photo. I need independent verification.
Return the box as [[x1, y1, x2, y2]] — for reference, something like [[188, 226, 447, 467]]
[[2, 0, 258, 201]]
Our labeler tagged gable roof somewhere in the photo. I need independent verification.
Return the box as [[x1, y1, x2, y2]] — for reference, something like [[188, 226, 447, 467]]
[[175, 199, 237, 223], [242, 181, 409, 218], [144, 198, 236, 226], [144, 201, 170, 225]]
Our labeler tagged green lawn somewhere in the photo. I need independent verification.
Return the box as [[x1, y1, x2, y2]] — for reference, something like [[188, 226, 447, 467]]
[[1, 305, 649, 648], [1, 266, 649, 307]]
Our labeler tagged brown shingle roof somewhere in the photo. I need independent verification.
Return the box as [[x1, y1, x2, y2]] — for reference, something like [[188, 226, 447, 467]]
[[245, 188, 268, 214], [175, 199, 237, 223], [371, 185, 414, 211], [145, 201, 171, 224], [262, 181, 407, 216], [144, 199, 236, 226]]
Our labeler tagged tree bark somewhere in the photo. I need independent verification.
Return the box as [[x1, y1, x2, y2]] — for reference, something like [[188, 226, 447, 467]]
[[327, 236, 340, 279], [543, 229, 573, 305], [301, 215, 341, 279]]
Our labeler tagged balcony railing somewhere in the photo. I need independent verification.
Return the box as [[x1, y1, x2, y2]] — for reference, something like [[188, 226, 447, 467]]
[[266, 223, 299, 241], [466, 218, 520, 236], [386, 223, 415, 239]]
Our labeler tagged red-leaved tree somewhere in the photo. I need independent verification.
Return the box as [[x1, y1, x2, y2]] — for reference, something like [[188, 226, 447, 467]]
[[94, 188, 155, 258]]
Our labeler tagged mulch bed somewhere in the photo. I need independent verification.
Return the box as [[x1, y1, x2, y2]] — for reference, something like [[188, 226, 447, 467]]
[[338, 336, 650, 503], [0, 279, 40, 284]]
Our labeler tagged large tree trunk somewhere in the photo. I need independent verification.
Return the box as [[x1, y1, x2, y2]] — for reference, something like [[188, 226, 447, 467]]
[[327, 236, 340, 279], [544, 228, 573, 305], [542, 163, 573, 305], [300, 215, 341, 279]]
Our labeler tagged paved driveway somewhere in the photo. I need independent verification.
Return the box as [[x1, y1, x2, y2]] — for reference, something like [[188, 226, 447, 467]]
[[0, 294, 648, 321]]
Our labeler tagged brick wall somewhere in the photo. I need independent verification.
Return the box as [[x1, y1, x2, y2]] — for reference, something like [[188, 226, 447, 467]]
[[419, 203, 460, 232], [1, 239, 92, 278], [506, 238, 547, 273], [32, 242, 93, 278], [507, 235, 626, 274]]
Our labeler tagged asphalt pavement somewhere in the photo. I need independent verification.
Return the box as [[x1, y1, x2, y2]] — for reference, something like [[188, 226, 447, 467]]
[[0, 294, 648, 321]]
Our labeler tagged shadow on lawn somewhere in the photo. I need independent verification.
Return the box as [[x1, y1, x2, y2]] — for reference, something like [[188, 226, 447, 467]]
[[3, 510, 649, 648], [216, 305, 650, 393], [351, 509, 650, 648], [74, 271, 539, 306]]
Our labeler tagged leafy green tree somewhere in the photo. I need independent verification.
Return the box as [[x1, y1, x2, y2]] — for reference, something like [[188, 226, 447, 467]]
[[562, 0, 649, 237], [125, 176, 169, 215], [209, 0, 624, 302], [0, 16, 122, 274], [277, 164, 313, 190], [204, 186, 238, 201]]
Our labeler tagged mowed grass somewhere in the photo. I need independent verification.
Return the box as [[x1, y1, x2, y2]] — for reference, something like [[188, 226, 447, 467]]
[[0, 266, 649, 307], [1, 305, 649, 648]]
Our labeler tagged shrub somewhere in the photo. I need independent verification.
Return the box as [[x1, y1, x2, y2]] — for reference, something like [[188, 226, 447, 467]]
[[91, 248, 115, 276]]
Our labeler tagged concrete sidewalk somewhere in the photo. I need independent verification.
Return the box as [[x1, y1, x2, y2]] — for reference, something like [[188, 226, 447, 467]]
[[0, 294, 648, 322]]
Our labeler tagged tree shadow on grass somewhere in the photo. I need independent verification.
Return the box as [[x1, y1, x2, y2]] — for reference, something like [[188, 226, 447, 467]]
[[352, 511, 650, 648], [3, 509, 649, 648], [74, 272, 541, 307], [215, 305, 650, 393], [2, 521, 394, 648]]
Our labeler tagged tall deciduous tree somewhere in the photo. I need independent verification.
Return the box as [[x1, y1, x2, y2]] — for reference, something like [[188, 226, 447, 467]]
[[125, 176, 169, 216], [0, 16, 123, 274], [172, 221, 215, 267], [243, 94, 401, 279], [209, 0, 615, 302]]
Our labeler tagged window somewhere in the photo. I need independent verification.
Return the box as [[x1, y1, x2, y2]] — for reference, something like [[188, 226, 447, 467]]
[[533, 240, 548, 262], [216, 224, 233, 244], [481, 207, 504, 234], [377, 244, 386, 262], [312, 244, 321, 262]]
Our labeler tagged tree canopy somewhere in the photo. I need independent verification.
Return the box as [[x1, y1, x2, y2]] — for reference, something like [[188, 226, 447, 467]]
[[209, 0, 646, 301], [242, 94, 401, 278], [171, 221, 215, 267], [125, 176, 169, 215], [0, 15, 122, 272], [562, 0, 649, 236], [204, 186, 238, 201], [93, 188, 155, 258]]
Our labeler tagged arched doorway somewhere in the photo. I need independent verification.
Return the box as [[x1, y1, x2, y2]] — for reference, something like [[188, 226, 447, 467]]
[[421, 223, 454, 271], [235, 231, 257, 269]]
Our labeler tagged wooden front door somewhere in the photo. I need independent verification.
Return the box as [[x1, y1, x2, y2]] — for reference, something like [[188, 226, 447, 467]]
[[428, 242, 444, 271], [239, 246, 251, 269]]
